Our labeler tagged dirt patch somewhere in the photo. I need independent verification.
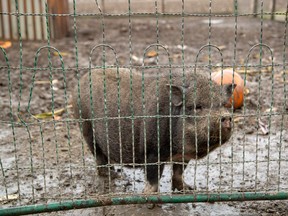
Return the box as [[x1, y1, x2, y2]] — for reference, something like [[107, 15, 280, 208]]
[[1, 16, 288, 215]]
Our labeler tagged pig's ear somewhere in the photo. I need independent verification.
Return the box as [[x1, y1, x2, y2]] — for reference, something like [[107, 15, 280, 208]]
[[166, 84, 184, 107]]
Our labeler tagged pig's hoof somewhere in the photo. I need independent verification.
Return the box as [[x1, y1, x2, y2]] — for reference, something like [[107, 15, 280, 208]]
[[182, 185, 194, 193], [173, 184, 194, 193], [143, 183, 158, 209], [143, 183, 158, 194]]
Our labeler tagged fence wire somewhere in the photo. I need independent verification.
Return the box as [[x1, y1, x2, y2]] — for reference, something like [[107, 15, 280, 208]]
[[0, 0, 288, 215]]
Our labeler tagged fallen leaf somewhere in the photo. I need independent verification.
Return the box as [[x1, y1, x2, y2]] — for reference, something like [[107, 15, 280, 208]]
[[264, 107, 278, 113], [0, 40, 12, 49], [233, 116, 244, 123], [131, 55, 142, 62], [218, 45, 226, 50], [54, 115, 62, 120], [146, 50, 158, 58], [176, 45, 187, 50], [244, 87, 250, 95], [35, 79, 59, 85], [0, 194, 18, 203], [144, 58, 157, 65], [53, 51, 69, 57], [33, 105, 72, 120], [258, 119, 269, 135]]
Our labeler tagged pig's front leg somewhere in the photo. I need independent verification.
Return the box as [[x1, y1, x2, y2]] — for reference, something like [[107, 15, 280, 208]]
[[143, 154, 164, 194]]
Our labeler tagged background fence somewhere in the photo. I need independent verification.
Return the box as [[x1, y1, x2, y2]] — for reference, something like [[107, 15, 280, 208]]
[[0, 0, 288, 215], [0, 0, 69, 40]]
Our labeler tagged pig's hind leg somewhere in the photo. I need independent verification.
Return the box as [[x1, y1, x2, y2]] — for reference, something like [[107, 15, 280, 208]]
[[82, 121, 112, 177], [172, 163, 193, 192]]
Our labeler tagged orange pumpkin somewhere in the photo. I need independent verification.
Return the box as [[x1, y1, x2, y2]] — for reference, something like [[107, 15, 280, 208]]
[[211, 70, 244, 109]]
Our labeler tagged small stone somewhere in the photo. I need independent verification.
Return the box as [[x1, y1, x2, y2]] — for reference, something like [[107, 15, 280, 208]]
[[266, 208, 276, 213], [120, 27, 128, 33], [63, 179, 70, 187], [34, 183, 43, 191]]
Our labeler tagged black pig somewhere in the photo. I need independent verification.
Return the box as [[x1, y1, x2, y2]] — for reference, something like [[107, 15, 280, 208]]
[[72, 68, 234, 193]]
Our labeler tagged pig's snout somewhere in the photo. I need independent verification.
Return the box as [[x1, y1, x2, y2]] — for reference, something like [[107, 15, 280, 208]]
[[221, 115, 232, 131]]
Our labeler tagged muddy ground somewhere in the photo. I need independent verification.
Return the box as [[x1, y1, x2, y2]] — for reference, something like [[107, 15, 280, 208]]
[[0, 15, 288, 215]]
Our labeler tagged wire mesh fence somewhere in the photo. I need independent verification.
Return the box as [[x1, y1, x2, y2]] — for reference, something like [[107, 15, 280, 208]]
[[0, 0, 288, 215]]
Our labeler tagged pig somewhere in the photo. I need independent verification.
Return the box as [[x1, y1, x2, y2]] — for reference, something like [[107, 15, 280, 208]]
[[72, 68, 234, 193]]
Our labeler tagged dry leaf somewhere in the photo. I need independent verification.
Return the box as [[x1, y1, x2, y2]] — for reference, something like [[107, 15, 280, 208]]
[[264, 107, 278, 113], [176, 45, 187, 50], [35, 79, 59, 85], [244, 87, 250, 95], [0, 194, 18, 203], [146, 50, 158, 58], [258, 119, 269, 135], [233, 116, 244, 123], [54, 115, 62, 120], [131, 55, 142, 62], [53, 51, 69, 57], [0, 40, 12, 49], [218, 45, 226, 50], [33, 105, 72, 120]]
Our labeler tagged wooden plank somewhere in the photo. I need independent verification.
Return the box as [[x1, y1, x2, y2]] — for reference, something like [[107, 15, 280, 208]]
[[26, 0, 34, 40], [0, 0, 68, 40], [2, 0, 10, 39], [31, 0, 37, 40], [7, 0, 13, 40], [18, 0, 26, 39], [39, 0, 46, 40], [33, 0, 42, 40], [271, 0, 276, 20], [10, 0, 18, 40], [0, 0, 4, 39], [48, 0, 69, 39], [23, 0, 29, 39]]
